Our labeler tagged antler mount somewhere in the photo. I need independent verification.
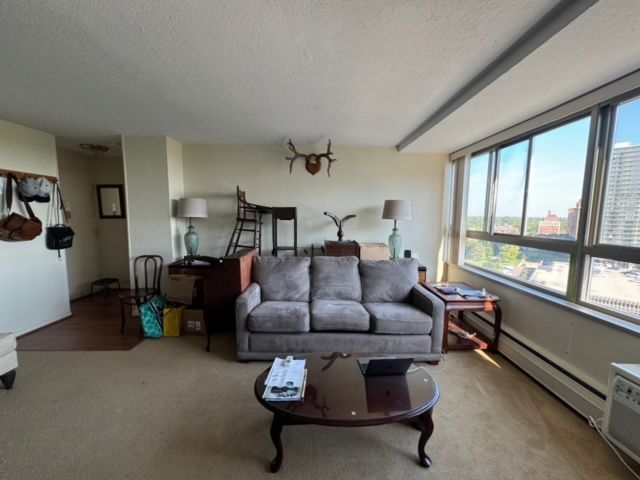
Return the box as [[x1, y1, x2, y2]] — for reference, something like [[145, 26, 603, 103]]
[[286, 139, 337, 177]]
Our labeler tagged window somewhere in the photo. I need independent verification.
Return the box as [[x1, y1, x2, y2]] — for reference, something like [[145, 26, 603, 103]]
[[525, 118, 590, 240], [585, 258, 640, 319], [494, 141, 528, 235], [462, 116, 591, 295], [583, 94, 640, 321], [457, 86, 640, 325], [465, 239, 570, 293], [599, 97, 640, 248], [466, 152, 491, 231]]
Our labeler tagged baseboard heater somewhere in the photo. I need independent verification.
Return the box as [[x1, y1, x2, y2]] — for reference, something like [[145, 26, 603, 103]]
[[464, 312, 606, 420]]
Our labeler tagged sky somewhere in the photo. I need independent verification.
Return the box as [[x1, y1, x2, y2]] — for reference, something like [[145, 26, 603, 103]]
[[614, 97, 640, 145], [467, 97, 640, 218]]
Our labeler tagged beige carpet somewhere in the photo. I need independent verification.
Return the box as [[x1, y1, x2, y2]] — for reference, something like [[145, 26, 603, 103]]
[[0, 334, 633, 480]]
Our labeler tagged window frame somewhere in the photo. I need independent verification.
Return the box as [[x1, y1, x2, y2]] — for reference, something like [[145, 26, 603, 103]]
[[492, 138, 531, 237], [462, 110, 595, 301], [577, 90, 640, 321], [465, 150, 493, 233], [455, 85, 640, 324]]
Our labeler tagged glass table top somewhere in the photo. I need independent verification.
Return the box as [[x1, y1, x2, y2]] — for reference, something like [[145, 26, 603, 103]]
[[254, 353, 440, 425]]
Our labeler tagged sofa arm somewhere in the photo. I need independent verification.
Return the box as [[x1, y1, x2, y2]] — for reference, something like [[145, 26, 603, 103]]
[[235, 283, 261, 357], [411, 285, 445, 355]]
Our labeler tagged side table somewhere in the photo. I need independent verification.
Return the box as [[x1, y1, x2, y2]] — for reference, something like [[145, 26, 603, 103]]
[[422, 282, 502, 353], [168, 248, 257, 351]]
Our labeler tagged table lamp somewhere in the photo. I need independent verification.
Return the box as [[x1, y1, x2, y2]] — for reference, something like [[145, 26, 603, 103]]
[[382, 199, 411, 259], [177, 198, 208, 256]]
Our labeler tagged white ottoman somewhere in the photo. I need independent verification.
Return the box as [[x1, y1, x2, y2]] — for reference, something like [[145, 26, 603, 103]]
[[0, 333, 17, 389]]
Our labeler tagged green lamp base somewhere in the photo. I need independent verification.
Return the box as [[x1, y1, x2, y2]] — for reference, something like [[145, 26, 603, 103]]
[[184, 225, 200, 256], [388, 227, 402, 259]]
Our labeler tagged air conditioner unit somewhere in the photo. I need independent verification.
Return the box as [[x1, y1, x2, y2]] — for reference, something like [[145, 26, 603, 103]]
[[603, 363, 640, 464]]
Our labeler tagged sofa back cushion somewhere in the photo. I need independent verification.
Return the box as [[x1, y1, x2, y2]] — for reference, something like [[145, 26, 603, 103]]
[[311, 256, 361, 301], [359, 258, 418, 303], [253, 256, 311, 302]]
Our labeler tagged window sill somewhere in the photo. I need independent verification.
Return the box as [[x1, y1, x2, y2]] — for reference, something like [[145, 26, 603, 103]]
[[454, 263, 640, 338]]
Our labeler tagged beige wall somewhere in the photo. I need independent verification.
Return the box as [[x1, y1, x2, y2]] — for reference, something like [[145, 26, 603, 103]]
[[167, 137, 185, 259], [0, 119, 71, 334], [57, 148, 101, 298], [57, 148, 130, 298], [122, 136, 174, 289], [182, 144, 448, 278], [94, 155, 130, 289]]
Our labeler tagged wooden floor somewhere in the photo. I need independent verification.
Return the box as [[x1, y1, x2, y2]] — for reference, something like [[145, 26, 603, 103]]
[[18, 291, 145, 351]]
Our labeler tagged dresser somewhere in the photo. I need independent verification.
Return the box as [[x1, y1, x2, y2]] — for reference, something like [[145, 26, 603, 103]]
[[168, 248, 256, 351]]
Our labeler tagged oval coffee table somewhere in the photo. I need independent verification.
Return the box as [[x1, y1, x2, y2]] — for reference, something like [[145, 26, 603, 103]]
[[254, 352, 440, 472]]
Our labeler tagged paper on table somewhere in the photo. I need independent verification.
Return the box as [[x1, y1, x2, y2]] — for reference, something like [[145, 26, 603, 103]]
[[264, 357, 306, 385], [263, 357, 307, 401]]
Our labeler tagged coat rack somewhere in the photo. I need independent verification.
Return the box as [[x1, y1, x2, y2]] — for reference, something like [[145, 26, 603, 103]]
[[0, 168, 58, 184]]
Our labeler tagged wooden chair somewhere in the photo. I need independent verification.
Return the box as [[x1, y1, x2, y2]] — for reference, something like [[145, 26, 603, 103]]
[[119, 255, 163, 333], [225, 186, 272, 256]]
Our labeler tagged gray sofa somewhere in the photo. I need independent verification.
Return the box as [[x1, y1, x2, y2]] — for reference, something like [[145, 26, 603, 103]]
[[235, 256, 445, 362]]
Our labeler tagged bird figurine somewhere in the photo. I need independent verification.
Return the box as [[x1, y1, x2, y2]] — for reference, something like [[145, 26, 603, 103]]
[[324, 212, 356, 241]]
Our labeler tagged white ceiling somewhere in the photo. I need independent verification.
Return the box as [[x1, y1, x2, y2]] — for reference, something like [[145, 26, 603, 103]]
[[0, 0, 638, 153], [405, 0, 640, 153]]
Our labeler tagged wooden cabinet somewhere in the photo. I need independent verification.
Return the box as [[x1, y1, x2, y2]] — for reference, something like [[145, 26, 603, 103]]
[[324, 240, 359, 257], [168, 248, 256, 351], [324, 240, 427, 282]]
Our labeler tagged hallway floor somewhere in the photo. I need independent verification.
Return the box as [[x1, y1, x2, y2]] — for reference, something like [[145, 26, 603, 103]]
[[18, 291, 144, 351]]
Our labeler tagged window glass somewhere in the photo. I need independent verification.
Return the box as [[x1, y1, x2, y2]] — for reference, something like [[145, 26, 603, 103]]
[[585, 257, 640, 320], [466, 152, 491, 231], [600, 97, 640, 247], [464, 238, 570, 293], [494, 141, 529, 235], [525, 117, 590, 240]]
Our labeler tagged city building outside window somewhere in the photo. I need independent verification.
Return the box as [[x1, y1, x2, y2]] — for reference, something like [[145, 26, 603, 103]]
[[459, 90, 640, 324], [464, 116, 590, 295], [585, 96, 640, 320]]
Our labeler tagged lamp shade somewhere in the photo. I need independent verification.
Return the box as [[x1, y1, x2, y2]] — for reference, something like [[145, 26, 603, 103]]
[[177, 198, 208, 218], [382, 200, 411, 220]]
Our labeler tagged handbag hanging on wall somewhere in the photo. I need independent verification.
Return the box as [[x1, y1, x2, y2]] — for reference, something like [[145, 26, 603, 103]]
[[46, 183, 75, 256], [0, 174, 43, 242]]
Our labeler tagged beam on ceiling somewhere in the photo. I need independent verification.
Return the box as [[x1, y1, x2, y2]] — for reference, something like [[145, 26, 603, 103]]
[[396, 0, 599, 151]]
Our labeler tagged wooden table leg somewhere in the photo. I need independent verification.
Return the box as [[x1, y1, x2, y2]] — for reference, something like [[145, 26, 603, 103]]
[[491, 303, 502, 353], [269, 414, 284, 473], [416, 408, 434, 467], [442, 309, 451, 353]]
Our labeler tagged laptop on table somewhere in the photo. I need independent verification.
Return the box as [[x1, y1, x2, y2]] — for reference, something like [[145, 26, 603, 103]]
[[357, 357, 414, 376]]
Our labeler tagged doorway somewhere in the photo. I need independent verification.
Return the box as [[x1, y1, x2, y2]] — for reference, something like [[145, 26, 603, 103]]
[[56, 140, 130, 301]]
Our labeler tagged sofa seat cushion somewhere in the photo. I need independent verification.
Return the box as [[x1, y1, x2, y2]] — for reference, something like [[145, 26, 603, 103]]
[[364, 303, 432, 335], [310, 300, 370, 332], [311, 256, 361, 301], [0, 333, 17, 358], [359, 259, 419, 303], [253, 256, 311, 302], [248, 301, 310, 333]]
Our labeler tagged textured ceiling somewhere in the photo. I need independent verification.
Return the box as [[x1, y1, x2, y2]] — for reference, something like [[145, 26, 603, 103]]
[[0, 1, 638, 153], [404, 0, 640, 153]]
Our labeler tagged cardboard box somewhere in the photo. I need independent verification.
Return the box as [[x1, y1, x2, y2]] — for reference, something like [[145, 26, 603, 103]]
[[358, 243, 390, 261], [167, 274, 200, 304], [182, 309, 206, 335]]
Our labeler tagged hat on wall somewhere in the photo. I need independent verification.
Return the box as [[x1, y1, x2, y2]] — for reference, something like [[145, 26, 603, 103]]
[[18, 177, 53, 203]]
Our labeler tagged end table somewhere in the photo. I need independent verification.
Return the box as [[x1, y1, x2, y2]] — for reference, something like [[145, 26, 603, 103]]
[[422, 282, 502, 353]]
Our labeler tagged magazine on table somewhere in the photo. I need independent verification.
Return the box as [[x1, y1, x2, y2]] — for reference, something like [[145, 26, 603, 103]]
[[263, 357, 307, 402], [433, 284, 488, 298]]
